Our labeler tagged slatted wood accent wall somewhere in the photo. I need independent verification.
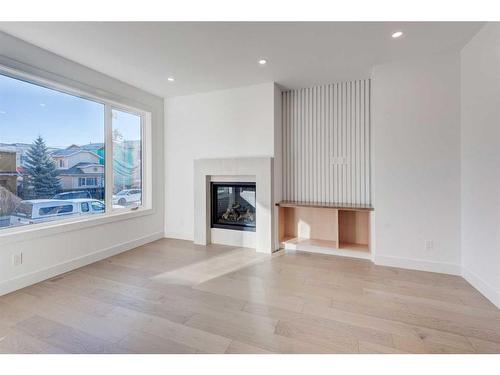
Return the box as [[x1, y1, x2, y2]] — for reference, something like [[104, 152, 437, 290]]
[[282, 79, 371, 205]]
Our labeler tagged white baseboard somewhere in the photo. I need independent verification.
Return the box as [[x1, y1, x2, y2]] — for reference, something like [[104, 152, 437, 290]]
[[462, 267, 500, 309], [0, 231, 164, 297], [163, 230, 193, 241], [373, 254, 461, 275]]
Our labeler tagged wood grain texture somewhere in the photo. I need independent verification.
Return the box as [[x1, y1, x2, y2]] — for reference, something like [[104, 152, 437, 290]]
[[282, 206, 338, 242], [279, 204, 370, 253], [338, 210, 370, 246], [0, 238, 499, 354]]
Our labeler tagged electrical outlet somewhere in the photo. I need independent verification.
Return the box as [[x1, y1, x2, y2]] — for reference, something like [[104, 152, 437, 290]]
[[12, 252, 23, 267], [425, 240, 434, 250]]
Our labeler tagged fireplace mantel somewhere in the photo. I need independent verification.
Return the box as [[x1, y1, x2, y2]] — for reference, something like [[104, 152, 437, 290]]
[[193, 157, 275, 253]]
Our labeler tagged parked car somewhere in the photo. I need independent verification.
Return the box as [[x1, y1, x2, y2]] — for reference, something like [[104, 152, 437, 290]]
[[10, 198, 105, 226], [112, 189, 141, 207], [52, 191, 92, 200]]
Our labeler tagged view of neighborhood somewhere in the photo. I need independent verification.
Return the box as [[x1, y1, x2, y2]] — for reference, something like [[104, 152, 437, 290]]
[[0, 72, 142, 230], [0, 136, 142, 229]]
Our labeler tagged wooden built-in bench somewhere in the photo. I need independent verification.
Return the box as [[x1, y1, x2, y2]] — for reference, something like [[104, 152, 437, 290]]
[[277, 201, 374, 259]]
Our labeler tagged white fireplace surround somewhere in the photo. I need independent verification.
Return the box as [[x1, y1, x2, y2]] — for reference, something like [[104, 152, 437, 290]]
[[193, 157, 275, 253]]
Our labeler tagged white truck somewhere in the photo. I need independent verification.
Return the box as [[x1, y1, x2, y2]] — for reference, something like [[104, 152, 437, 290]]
[[10, 198, 105, 227]]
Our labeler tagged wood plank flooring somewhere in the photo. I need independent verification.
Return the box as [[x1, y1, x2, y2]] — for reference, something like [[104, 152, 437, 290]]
[[1, 238, 499, 354]]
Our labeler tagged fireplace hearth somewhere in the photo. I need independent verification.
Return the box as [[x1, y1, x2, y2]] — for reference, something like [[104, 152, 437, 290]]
[[211, 182, 256, 232]]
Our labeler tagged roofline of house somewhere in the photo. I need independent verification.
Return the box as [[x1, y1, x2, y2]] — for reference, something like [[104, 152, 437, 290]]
[[51, 150, 103, 159]]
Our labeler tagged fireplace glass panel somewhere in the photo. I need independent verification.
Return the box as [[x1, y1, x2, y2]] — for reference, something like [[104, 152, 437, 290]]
[[211, 182, 256, 231]]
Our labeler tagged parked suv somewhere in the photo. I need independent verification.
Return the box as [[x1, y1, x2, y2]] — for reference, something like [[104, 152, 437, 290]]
[[52, 191, 92, 200]]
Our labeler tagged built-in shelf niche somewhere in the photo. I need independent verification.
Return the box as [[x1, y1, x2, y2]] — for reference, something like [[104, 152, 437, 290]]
[[278, 201, 372, 259]]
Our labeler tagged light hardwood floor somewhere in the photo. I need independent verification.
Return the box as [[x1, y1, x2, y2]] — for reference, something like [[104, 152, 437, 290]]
[[1, 238, 500, 354]]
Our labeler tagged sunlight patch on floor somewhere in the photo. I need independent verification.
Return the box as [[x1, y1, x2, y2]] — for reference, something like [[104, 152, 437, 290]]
[[150, 248, 268, 286]]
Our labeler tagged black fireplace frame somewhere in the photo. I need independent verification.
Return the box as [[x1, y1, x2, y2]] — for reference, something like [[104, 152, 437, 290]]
[[210, 182, 256, 232]]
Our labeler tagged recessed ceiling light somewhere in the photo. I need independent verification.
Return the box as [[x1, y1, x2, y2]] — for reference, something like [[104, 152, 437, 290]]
[[391, 31, 404, 39], [167, 77, 175, 82], [258, 59, 267, 65]]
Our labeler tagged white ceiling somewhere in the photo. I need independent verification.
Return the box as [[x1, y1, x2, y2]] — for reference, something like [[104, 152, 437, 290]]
[[0, 22, 484, 98]]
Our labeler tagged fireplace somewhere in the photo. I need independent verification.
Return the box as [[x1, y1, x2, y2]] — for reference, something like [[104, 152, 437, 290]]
[[211, 182, 256, 232]]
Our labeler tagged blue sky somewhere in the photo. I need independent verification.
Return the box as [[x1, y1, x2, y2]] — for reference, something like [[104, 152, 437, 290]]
[[0, 73, 140, 148]]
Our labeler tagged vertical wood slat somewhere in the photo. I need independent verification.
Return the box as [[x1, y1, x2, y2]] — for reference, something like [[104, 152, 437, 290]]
[[281, 79, 371, 205]]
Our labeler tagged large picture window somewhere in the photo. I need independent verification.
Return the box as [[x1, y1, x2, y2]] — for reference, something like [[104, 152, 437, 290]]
[[0, 68, 148, 231], [112, 109, 142, 209]]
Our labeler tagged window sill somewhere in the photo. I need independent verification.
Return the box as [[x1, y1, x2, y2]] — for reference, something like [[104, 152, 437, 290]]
[[0, 207, 155, 246]]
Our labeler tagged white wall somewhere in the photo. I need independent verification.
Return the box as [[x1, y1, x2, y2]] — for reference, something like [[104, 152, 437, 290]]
[[461, 23, 500, 307], [164, 82, 279, 241], [0, 32, 165, 295], [371, 52, 462, 274]]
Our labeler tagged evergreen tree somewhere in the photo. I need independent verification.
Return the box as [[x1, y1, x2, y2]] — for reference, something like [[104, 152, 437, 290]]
[[23, 136, 61, 199]]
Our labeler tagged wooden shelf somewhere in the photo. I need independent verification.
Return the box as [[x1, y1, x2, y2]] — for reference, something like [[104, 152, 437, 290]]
[[339, 242, 369, 252], [283, 237, 338, 249], [277, 200, 373, 211], [278, 202, 372, 258], [280, 237, 371, 260]]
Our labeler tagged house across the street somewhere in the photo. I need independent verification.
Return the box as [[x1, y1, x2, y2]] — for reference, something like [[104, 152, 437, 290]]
[[51, 145, 104, 192]]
